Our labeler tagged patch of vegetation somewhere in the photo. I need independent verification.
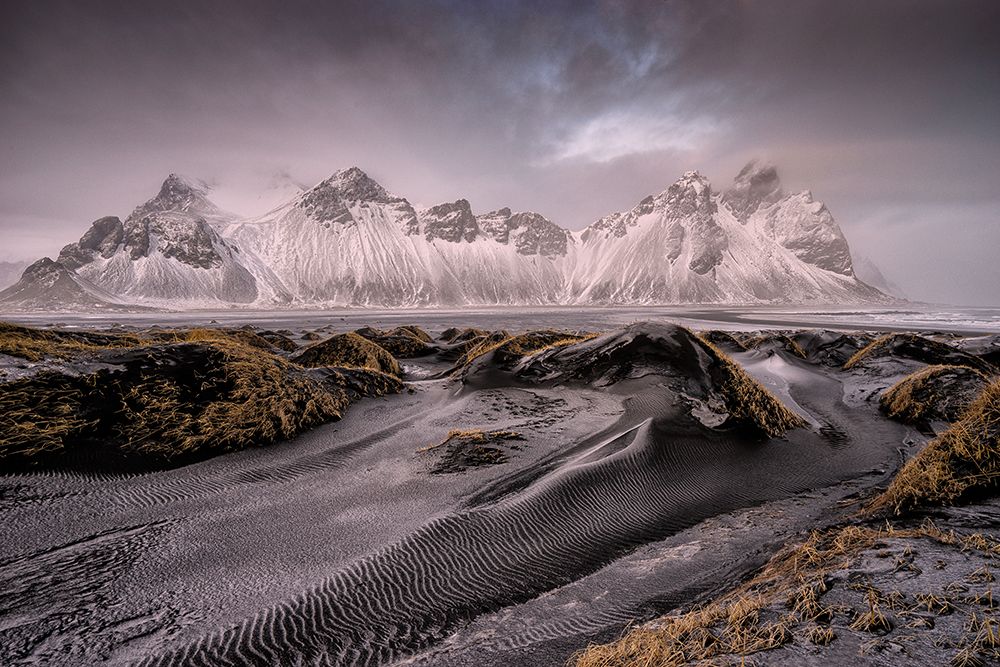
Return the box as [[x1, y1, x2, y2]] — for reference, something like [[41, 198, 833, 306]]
[[880, 364, 990, 425], [695, 334, 808, 437], [572, 521, 1000, 667], [869, 379, 1000, 515], [293, 332, 400, 375], [354, 325, 434, 358], [440, 327, 490, 343], [0, 320, 145, 361], [697, 329, 748, 351], [454, 329, 597, 372], [0, 334, 404, 469], [418, 429, 524, 473], [844, 333, 995, 373]]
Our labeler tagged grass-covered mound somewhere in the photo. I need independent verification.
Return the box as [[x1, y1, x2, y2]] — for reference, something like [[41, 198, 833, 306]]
[[789, 330, 876, 367], [695, 335, 809, 438], [0, 320, 146, 361], [869, 379, 1000, 515], [0, 334, 401, 469], [880, 364, 990, 425], [455, 329, 597, 372], [440, 327, 489, 343], [844, 333, 995, 373], [354, 325, 434, 358], [293, 332, 401, 375]]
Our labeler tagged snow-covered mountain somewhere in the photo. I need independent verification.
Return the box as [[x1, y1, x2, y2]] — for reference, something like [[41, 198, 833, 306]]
[[1, 162, 893, 311], [568, 161, 884, 304], [54, 174, 290, 307]]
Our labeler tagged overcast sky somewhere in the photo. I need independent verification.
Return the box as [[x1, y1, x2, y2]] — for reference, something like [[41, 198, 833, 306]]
[[2, 0, 998, 304]]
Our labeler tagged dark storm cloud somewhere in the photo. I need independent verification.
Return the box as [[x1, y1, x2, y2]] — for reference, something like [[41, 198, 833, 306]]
[[1, 0, 998, 303]]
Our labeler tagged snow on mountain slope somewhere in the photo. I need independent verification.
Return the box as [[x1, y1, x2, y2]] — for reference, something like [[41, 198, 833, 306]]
[[224, 168, 572, 306], [0, 258, 136, 311], [568, 164, 887, 304], [56, 174, 290, 307], [5, 162, 891, 311]]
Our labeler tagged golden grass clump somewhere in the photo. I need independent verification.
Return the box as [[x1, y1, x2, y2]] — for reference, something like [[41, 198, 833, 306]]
[[0, 335, 400, 468], [353, 326, 434, 358], [455, 330, 597, 372], [0, 320, 145, 361], [880, 364, 989, 424], [441, 327, 489, 343], [293, 332, 401, 375], [573, 519, 1000, 667], [694, 334, 808, 437], [868, 379, 1000, 515]]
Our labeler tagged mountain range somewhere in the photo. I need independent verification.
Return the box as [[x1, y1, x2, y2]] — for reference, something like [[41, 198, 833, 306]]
[[0, 161, 892, 310]]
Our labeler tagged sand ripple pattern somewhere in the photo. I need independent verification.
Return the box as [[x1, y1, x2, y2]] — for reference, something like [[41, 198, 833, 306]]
[[139, 415, 860, 667]]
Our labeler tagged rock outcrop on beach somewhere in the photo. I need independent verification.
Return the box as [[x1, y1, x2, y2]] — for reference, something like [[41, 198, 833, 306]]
[[2, 162, 892, 311]]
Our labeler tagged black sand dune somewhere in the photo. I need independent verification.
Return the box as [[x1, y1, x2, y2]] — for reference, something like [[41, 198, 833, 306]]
[[1, 319, 979, 666]]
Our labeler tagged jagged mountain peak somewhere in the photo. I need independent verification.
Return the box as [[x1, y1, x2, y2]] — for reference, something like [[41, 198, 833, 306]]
[[296, 167, 404, 226], [660, 170, 715, 218], [315, 167, 391, 201]]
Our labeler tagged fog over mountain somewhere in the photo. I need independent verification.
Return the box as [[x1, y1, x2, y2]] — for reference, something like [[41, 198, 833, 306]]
[[2, 0, 998, 304]]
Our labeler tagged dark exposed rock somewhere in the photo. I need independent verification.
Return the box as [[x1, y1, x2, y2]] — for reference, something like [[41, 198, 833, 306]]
[[58, 217, 123, 270], [420, 200, 479, 243], [474, 209, 570, 256]]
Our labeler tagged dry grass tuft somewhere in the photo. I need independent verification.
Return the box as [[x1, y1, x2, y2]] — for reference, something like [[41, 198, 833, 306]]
[[879, 364, 989, 424], [0, 320, 146, 361], [293, 332, 401, 375], [455, 330, 597, 373], [573, 519, 1000, 667], [0, 334, 400, 468], [695, 334, 808, 437], [868, 379, 1000, 515]]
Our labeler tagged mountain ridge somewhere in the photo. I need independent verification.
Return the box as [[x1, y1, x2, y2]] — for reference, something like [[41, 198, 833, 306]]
[[1, 162, 894, 311]]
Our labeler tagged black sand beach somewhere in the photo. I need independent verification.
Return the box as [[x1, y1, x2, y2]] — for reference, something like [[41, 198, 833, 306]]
[[1, 313, 998, 666]]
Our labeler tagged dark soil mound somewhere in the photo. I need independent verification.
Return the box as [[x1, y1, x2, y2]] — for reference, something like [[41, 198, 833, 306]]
[[513, 322, 806, 437], [419, 429, 525, 474], [844, 333, 995, 373], [789, 330, 876, 367]]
